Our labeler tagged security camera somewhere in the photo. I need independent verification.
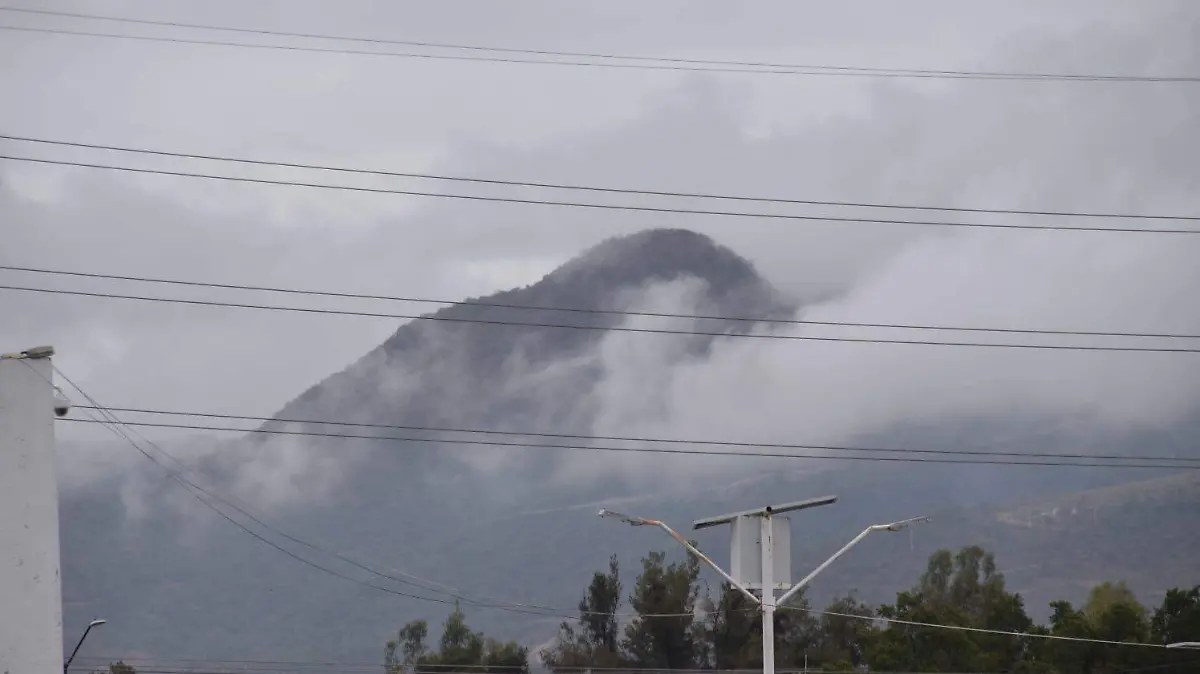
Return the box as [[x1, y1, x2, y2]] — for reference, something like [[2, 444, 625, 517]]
[[53, 390, 71, 418]]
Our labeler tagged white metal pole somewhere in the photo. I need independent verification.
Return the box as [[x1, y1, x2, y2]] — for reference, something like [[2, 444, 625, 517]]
[[597, 509, 761, 606], [654, 520, 761, 606], [776, 517, 930, 608], [0, 347, 64, 674], [760, 514, 775, 674]]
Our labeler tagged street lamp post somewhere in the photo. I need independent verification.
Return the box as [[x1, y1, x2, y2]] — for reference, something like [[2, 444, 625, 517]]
[[599, 497, 927, 674], [64, 619, 107, 674]]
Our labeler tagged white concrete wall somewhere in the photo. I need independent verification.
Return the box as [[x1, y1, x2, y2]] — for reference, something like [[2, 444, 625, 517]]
[[0, 355, 63, 674]]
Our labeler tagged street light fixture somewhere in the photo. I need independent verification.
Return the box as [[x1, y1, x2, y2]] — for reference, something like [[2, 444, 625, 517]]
[[777, 515, 930, 607], [1166, 642, 1200, 649], [598, 499, 928, 674], [598, 509, 759, 604], [63, 619, 107, 673]]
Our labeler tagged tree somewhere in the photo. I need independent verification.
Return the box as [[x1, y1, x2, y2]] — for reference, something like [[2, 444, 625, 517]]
[[541, 554, 624, 671], [1151, 585, 1200, 645], [88, 663, 136, 674], [482, 638, 530, 674], [1152, 585, 1200, 672], [811, 593, 873, 670], [622, 549, 701, 669], [386, 619, 430, 674], [870, 546, 1032, 673], [698, 584, 819, 670], [1084, 581, 1147, 632], [1041, 599, 1099, 674], [386, 604, 527, 674], [579, 554, 623, 653], [435, 602, 486, 669], [700, 582, 762, 669]]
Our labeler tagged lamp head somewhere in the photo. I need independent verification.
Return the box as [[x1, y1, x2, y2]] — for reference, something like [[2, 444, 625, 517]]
[[598, 509, 653, 526], [884, 516, 931, 532], [53, 389, 72, 417]]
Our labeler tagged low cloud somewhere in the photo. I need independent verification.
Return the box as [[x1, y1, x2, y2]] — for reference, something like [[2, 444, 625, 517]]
[[6, 1, 1197, 522], [573, 227, 1200, 487]]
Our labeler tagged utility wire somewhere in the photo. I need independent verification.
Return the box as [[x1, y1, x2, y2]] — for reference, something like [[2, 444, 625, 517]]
[[5, 22, 1074, 83], [48, 365, 574, 619], [3, 153, 1199, 235], [47, 369, 712, 621], [1, 6, 1196, 83], [66, 662, 930, 674], [75, 595, 1187, 674], [77, 404, 1200, 465], [44, 390, 1199, 638], [65, 660, 1002, 674], [60, 417, 1200, 470], [53, 400, 1195, 654], [5, 284, 1199, 353], [4, 133, 1199, 222], [781, 605, 1181, 650], [4, 264, 1198, 341]]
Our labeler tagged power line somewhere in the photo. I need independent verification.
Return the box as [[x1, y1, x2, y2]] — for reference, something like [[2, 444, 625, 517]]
[[1, 5, 1196, 83], [44, 397, 1198, 644], [6, 155, 1199, 234], [4, 264, 1198, 341], [63, 659, 963, 674], [77, 404, 1200, 466], [74, 596, 1188, 674], [51, 402, 1193, 657], [5, 283, 1199, 353], [60, 417, 1200, 470], [781, 605, 1182, 650], [46, 368, 718, 622], [47, 365, 573, 619], [4, 133, 1199, 223]]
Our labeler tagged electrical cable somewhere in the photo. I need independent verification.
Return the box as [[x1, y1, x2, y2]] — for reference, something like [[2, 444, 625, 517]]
[[75, 404, 1200, 465], [781, 604, 1182, 649], [67, 663, 837, 674], [47, 365, 574, 619], [40, 370, 1200, 646], [1, 6, 1196, 83], [5, 284, 1199, 353], [3, 264, 1197, 341], [44, 375, 1196, 657], [3, 153, 1199, 234], [47, 367, 716, 620], [4, 133, 1199, 222], [60, 417, 1200, 470]]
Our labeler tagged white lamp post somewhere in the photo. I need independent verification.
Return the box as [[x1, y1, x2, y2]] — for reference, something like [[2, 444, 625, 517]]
[[64, 619, 107, 673], [599, 496, 928, 674]]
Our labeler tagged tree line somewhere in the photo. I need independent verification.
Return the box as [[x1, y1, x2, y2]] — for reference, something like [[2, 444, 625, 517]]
[[538, 546, 1199, 673], [88, 661, 134, 674], [381, 545, 1199, 673]]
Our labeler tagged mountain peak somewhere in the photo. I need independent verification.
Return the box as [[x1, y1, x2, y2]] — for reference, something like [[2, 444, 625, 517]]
[[277, 228, 790, 437], [542, 228, 763, 302]]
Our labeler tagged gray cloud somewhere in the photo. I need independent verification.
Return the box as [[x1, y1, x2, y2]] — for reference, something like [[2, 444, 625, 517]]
[[2, 0, 1198, 510]]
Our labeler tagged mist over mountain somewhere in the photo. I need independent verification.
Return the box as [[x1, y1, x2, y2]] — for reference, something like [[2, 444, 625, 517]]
[[274, 228, 793, 450], [57, 228, 1200, 665]]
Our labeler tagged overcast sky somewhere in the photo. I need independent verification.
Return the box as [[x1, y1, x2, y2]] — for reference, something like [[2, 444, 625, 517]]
[[2, 0, 1199, 494]]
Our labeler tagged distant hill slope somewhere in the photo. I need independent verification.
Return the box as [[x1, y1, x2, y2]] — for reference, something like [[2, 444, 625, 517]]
[[996, 471, 1200, 527], [59, 461, 1200, 664]]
